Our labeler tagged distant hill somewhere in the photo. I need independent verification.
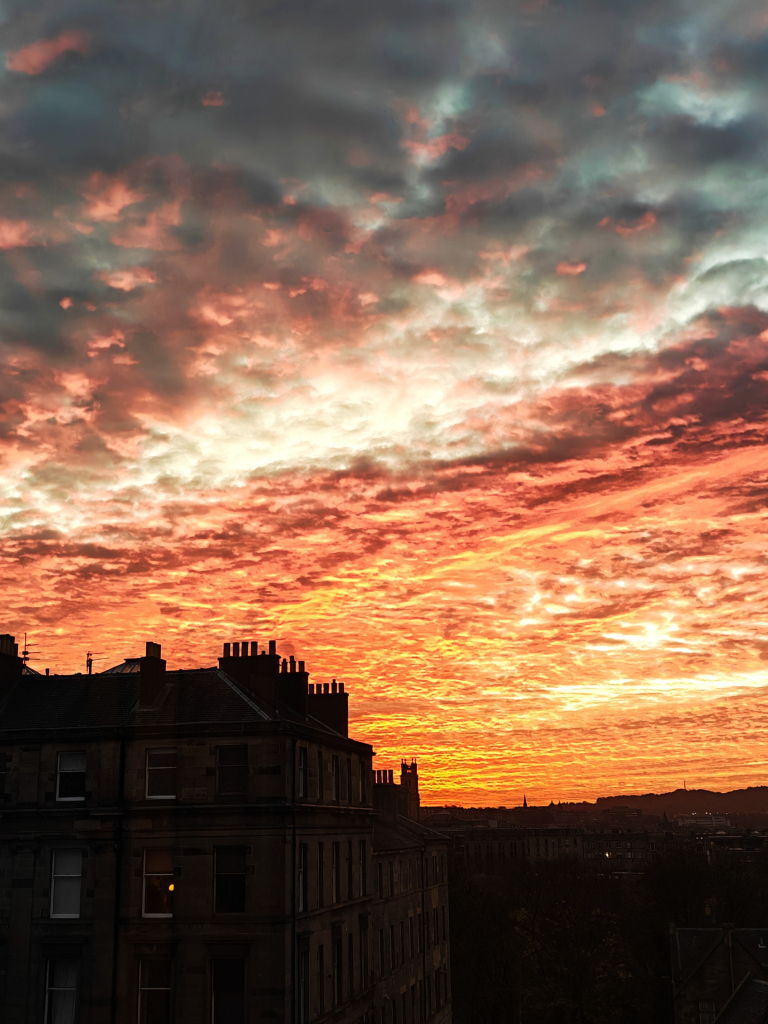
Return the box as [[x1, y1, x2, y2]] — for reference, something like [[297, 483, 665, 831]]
[[582, 787, 768, 815]]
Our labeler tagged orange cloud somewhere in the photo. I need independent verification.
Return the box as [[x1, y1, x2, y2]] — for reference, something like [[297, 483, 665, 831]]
[[6, 30, 89, 75]]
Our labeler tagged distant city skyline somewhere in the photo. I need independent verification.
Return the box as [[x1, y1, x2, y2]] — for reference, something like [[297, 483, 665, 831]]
[[4, 2, 768, 805]]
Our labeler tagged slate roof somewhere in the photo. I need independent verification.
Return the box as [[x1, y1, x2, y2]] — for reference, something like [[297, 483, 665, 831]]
[[0, 668, 292, 734], [673, 929, 724, 982], [716, 977, 768, 1024], [373, 816, 448, 853]]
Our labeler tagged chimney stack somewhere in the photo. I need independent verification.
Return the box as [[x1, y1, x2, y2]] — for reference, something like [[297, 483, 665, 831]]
[[139, 642, 166, 706]]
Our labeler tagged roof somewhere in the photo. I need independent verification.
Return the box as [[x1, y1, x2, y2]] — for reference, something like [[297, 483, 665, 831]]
[[373, 815, 449, 854], [0, 666, 343, 737], [716, 977, 768, 1024], [673, 929, 724, 983]]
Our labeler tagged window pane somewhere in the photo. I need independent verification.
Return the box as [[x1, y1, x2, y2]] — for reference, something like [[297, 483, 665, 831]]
[[59, 752, 86, 773], [54, 850, 82, 877], [52, 876, 81, 917], [217, 766, 247, 796], [213, 960, 245, 1024], [216, 847, 246, 873], [215, 875, 245, 914], [141, 990, 171, 1024], [57, 772, 86, 799], [144, 876, 173, 915], [147, 767, 176, 797], [145, 849, 174, 873], [49, 960, 78, 989], [143, 961, 172, 988]]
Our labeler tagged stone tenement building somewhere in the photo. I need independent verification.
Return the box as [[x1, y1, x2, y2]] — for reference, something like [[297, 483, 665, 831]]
[[0, 634, 451, 1024]]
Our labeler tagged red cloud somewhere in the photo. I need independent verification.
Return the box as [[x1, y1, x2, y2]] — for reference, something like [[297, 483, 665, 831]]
[[6, 30, 90, 75]]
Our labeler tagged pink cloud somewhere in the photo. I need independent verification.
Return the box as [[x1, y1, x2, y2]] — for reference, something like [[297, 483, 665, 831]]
[[93, 267, 158, 291], [6, 30, 89, 75], [0, 220, 33, 249], [556, 261, 587, 276], [82, 173, 145, 222], [201, 91, 225, 107]]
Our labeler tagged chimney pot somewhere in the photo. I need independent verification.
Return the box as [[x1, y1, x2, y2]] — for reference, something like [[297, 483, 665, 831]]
[[289, 655, 296, 672], [331, 680, 337, 694], [233, 642, 240, 657], [241, 640, 248, 657], [250, 641, 257, 656], [323, 683, 329, 694], [389, 770, 394, 784], [339, 682, 345, 693], [145, 641, 161, 659], [282, 658, 288, 673], [269, 640, 276, 656], [46, 667, 50, 676], [308, 683, 314, 694], [299, 660, 305, 673], [223, 642, 230, 657]]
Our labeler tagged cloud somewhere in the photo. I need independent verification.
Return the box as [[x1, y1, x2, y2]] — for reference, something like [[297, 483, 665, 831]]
[[6, 30, 90, 75], [5, 0, 768, 800]]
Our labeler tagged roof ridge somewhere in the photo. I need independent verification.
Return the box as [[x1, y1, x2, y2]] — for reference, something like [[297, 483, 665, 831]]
[[217, 670, 271, 721]]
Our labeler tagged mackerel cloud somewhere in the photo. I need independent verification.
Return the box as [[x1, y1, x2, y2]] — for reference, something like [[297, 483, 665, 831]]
[[4, 0, 768, 802]]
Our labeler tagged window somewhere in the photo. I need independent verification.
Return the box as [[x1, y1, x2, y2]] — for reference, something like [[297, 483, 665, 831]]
[[317, 750, 324, 801], [56, 752, 86, 801], [427, 977, 433, 1018], [139, 960, 172, 1024], [333, 935, 343, 1006], [433, 908, 439, 946], [0, 753, 8, 798], [331, 754, 340, 801], [359, 758, 367, 802], [441, 905, 446, 942], [389, 924, 395, 972], [146, 749, 176, 799], [143, 848, 174, 917], [379, 928, 385, 973], [298, 844, 308, 912], [298, 947, 309, 1024], [409, 918, 414, 960], [389, 861, 394, 895], [298, 747, 307, 798], [425, 912, 430, 948], [318, 843, 324, 907], [402, 993, 408, 1024], [346, 757, 353, 803], [360, 920, 369, 986], [317, 945, 325, 1016], [347, 839, 354, 900], [51, 850, 82, 918], [400, 920, 405, 965], [348, 933, 354, 998], [45, 960, 78, 1024], [359, 840, 367, 895], [217, 745, 247, 798], [215, 847, 246, 914], [332, 842, 340, 904], [377, 862, 383, 898], [212, 960, 244, 1024], [417, 911, 422, 953], [699, 1002, 716, 1024]]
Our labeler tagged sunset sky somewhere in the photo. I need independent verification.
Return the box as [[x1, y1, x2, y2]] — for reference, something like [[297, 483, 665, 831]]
[[4, 0, 768, 805]]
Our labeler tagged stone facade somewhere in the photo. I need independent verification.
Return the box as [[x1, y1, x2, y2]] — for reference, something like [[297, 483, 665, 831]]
[[0, 635, 452, 1024]]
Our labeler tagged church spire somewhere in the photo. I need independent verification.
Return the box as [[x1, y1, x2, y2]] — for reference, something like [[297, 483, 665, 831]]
[[523, 794, 528, 809]]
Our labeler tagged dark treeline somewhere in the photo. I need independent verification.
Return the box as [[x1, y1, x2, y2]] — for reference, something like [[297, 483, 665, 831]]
[[448, 850, 768, 1024]]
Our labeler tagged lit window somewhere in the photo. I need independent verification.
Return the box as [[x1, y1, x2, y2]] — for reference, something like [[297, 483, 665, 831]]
[[143, 849, 174, 917], [45, 960, 78, 1024], [146, 749, 177, 799], [51, 850, 82, 918], [56, 752, 86, 801], [215, 847, 246, 914], [139, 960, 172, 1024]]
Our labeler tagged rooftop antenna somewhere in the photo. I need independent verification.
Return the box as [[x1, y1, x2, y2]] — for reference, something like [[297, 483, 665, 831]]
[[21, 632, 40, 665], [86, 652, 103, 676]]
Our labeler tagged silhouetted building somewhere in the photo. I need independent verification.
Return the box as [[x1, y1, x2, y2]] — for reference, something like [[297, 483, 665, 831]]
[[0, 634, 452, 1024], [671, 925, 768, 1023]]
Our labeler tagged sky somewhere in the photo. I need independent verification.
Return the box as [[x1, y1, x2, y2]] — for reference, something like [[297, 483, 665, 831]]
[[4, 0, 768, 805]]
